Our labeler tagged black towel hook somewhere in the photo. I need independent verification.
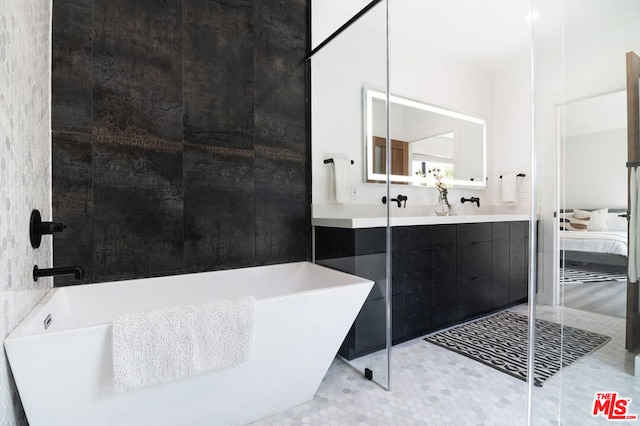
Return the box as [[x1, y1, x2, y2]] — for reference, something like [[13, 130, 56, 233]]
[[324, 158, 354, 165]]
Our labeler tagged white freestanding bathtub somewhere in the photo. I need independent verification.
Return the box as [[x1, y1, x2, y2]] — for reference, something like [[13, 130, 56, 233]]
[[4, 262, 373, 426]]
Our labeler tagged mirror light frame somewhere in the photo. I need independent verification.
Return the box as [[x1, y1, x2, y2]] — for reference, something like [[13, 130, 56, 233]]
[[364, 88, 487, 188]]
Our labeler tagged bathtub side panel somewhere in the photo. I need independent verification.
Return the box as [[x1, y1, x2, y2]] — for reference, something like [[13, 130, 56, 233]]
[[4, 326, 112, 426], [5, 281, 373, 426], [240, 282, 374, 422]]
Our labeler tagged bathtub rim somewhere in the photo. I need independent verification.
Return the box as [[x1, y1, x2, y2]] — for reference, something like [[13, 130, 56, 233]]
[[5, 261, 373, 340]]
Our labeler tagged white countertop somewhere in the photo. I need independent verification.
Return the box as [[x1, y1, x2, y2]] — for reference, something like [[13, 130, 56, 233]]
[[312, 214, 531, 229]]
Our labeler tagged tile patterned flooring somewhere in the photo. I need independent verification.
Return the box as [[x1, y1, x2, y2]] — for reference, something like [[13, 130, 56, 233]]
[[253, 304, 640, 425]]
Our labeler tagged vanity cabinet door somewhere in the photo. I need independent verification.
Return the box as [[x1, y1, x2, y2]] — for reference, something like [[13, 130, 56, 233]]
[[457, 222, 491, 244], [392, 294, 404, 342], [404, 291, 431, 337], [456, 223, 492, 320], [456, 223, 491, 282], [509, 222, 528, 302], [457, 275, 492, 318], [396, 226, 433, 340], [456, 243, 491, 319], [457, 241, 492, 281], [432, 243, 456, 328], [491, 223, 510, 307]]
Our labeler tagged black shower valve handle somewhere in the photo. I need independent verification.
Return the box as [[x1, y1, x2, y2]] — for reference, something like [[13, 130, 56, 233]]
[[35, 221, 66, 234], [29, 209, 66, 249]]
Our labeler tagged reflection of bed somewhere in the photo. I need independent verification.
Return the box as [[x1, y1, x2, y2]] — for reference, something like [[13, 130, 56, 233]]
[[560, 230, 627, 266], [559, 209, 628, 267]]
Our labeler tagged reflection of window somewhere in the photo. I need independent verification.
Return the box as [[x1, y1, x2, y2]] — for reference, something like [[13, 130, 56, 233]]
[[412, 160, 454, 180], [411, 132, 455, 181]]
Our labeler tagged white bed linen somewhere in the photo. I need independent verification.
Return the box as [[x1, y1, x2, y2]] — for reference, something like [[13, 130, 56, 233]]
[[560, 230, 628, 257]]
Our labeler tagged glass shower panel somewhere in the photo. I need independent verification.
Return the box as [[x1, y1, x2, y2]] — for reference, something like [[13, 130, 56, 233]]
[[387, 0, 540, 422], [310, 1, 391, 390], [540, 0, 640, 424]]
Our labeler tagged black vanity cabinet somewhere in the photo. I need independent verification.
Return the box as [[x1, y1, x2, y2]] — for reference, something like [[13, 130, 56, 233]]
[[456, 223, 492, 318], [430, 225, 457, 329], [315, 220, 529, 360], [491, 222, 511, 307], [509, 221, 529, 301]]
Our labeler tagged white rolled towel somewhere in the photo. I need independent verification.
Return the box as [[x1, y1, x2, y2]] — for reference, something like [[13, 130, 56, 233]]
[[333, 159, 352, 203], [501, 173, 518, 204]]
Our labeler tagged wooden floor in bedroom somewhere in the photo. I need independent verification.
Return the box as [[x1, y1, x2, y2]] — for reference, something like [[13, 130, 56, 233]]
[[561, 279, 626, 318]]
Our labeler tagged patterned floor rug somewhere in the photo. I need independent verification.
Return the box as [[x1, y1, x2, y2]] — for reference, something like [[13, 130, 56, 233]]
[[560, 266, 627, 284], [424, 311, 610, 387]]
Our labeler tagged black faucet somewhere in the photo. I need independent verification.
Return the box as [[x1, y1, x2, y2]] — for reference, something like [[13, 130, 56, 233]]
[[382, 194, 408, 208], [33, 265, 84, 282], [461, 197, 480, 208]]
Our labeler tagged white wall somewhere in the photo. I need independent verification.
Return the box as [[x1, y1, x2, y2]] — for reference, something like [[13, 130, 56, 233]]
[[564, 129, 627, 209], [563, 90, 627, 209], [0, 2, 53, 424], [311, 1, 533, 215], [311, 3, 387, 208], [311, 0, 371, 48], [491, 52, 533, 209]]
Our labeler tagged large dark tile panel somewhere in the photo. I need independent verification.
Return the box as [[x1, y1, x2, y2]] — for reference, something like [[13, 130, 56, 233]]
[[252, 0, 309, 263], [51, 0, 92, 133], [255, 191, 308, 264], [93, 0, 182, 141], [93, 136, 184, 281], [184, 143, 255, 271], [254, 145, 306, 193], [52, 132, 94, 285], [50, 0, 311, 284], [253, 0, 307, 153], [254, 146, 309, 264], [183, 0, 254, 149]]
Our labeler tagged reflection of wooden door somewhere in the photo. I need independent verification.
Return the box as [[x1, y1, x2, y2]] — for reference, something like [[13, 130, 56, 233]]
[[371, 136, 409, 182], [626, 51, 640, 350]]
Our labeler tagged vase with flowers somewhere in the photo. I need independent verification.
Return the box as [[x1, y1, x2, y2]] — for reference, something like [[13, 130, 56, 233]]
[[429, 168, 451, 216]]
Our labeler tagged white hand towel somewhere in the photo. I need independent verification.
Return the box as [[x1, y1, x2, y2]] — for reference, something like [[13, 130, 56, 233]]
[[630, 167, 639, 282], [501, 173, 518, 204], [333, 159, 351, 203], [112, 296, 255, 394]]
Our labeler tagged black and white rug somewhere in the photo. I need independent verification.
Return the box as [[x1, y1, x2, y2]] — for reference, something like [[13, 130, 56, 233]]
[[560, 266, 627, 284], [424, 311, 610, 387]]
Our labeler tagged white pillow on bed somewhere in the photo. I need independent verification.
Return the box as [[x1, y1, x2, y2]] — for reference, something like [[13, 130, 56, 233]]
[[607, 212, 628, 232], [573, 208, 608, 231]]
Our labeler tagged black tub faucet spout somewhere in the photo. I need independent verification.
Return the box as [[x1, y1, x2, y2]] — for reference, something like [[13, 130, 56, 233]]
[[33, 265, 84, 282]]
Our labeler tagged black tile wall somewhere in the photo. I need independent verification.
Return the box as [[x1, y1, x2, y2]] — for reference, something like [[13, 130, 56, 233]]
[[183, 144, 255, 272], [253, 0, 308, 265], [93, 136, 184, 281], [92, 0, 183, 141], [51, 0, 92, 133], [255, 147, 308, 264], [51, 0, 310, 285], [52, 132, 94, 285], [183, 0, 254, 149]]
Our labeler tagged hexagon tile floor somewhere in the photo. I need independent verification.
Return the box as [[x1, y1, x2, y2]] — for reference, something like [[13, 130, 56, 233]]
[[252, 305, 640, 425]]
